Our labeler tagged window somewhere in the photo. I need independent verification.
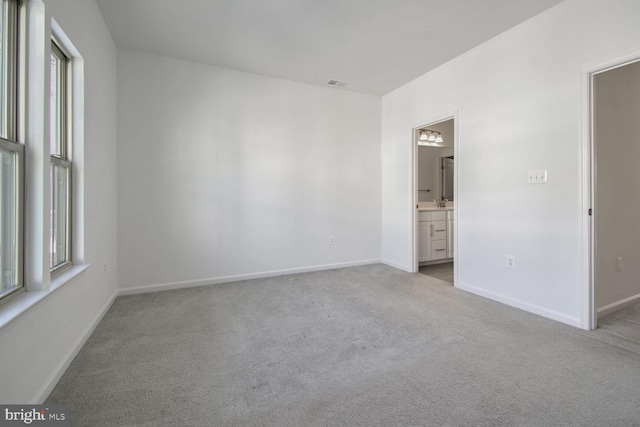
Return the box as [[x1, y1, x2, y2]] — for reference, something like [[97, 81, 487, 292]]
[[49, 39, 71, 272], [0, 0, 22, 301], [0, 7, 83, 308]]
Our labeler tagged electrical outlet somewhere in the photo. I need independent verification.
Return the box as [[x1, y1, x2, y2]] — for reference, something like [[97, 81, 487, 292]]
[[506, 255, 516, 268], [616, 256, 623, 272], [103, 263, 107, 273], [527, 170, 548, 184], [328, 236, 335, 245]]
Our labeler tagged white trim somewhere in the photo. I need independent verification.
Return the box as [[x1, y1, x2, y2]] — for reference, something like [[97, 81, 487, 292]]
[[410, 110, 459, 288], [581, 48, 640, 330], [597, 293, 640, 318], [452, 115, 459, 289], [457, 281, 581, 328], [380, 258, 410, 272], [32, 288, 117, 403], [50, 18, 86, 270], [580, 61, 595, 331], [118, 259, 381, 296]]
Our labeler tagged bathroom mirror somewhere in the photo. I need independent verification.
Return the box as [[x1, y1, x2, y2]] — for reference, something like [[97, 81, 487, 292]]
[[417, 147, 454, 202], [416, 118, 454, 203]]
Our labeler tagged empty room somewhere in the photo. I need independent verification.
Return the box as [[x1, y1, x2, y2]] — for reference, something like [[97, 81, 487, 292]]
[[2, 0, 640, 425]]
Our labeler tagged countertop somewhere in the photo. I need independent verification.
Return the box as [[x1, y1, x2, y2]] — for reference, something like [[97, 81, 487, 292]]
[[417, 202, 454, 212], [418, 207, 454, 212]]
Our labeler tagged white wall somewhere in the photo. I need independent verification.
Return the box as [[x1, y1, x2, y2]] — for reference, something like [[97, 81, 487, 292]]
[[594, 60, 640, 311], [0, 0, 117, 403], [117, 50, 381, 291], [381, 0, 640, 327]]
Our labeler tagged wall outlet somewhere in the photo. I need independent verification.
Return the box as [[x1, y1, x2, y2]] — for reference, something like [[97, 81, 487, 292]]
[[328, 236, 335, 245], [103, 263, 107, 272], [616, 256, 623, 272], [527, 170, 547, 184], [506, 255, 516, 268]]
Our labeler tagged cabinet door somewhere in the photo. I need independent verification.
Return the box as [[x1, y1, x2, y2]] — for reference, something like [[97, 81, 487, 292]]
[[419, 222, 431, 262]]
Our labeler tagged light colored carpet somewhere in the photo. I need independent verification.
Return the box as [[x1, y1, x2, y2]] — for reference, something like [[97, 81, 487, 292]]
[[47, 264, 640, 426], [419, 262, 454, 284], [589, 303, 640, 355]]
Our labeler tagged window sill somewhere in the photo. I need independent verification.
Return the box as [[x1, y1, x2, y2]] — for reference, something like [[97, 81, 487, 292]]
[[0, 263, 91, 331]]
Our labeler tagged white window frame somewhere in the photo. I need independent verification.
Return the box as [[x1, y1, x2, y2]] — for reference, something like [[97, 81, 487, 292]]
[[0, 5, 89, 328], [0, 0, 24, 304], [49, 37, 72, 274]]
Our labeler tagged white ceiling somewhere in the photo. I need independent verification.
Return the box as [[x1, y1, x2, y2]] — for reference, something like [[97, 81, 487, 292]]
[[95, 0, 565, 95]]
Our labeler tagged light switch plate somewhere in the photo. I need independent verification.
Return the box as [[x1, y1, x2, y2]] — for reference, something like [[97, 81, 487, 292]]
[[527, 170, 547, 184]]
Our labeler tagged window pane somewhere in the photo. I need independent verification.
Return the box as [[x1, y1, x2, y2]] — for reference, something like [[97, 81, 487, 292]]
[[0, 146, 19, 298], [50, 162, 69, 269], [0, 0, 7, 138], [50, 41, 71, 273], [49, 52, 61, 156]]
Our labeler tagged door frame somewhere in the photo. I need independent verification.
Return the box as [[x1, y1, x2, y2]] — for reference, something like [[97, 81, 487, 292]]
[[581, 49, 640, 330], [411, 110, 459, 284]]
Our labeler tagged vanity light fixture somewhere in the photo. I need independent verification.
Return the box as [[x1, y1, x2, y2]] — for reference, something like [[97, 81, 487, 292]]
[[417, 129, 444, 146]]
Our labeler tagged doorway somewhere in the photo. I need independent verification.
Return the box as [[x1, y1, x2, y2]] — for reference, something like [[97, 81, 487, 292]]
[[412, 114, 458, 285], [585, 54, 640, 331]]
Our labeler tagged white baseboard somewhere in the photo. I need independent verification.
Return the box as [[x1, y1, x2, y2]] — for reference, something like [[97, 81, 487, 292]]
[[32, 290, 118, 404], [380, 259, 410, 272], [456, 281, 581, 328], [118, 259, 381, 296], [597, 292, 640, 317]]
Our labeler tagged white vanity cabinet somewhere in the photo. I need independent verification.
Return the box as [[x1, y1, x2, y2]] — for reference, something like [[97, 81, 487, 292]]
[[418, 210, 449, 262]]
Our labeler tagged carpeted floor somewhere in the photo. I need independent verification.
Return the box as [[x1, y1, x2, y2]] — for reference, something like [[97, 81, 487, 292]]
[[589, 302, 640, 355], [47, 264, 640, 426]]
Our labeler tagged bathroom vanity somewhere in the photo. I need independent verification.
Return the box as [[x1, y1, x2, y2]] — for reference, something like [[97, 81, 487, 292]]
[[418, 206, 454, 264]]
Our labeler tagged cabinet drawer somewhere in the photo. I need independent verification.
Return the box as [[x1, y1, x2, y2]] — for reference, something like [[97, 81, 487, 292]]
[[431, 240, 447, 260], [431, 211, 446, 221], [432, 220, 447, 241], [418, 211, 432, 222]]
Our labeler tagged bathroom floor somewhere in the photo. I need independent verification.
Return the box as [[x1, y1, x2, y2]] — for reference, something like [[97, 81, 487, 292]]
[[419, 262, 453, 284]]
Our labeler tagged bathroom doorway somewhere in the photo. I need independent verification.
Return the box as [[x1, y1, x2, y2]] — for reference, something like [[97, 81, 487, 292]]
[[412, 114, 458, 285], [589, 57, 640, 334]]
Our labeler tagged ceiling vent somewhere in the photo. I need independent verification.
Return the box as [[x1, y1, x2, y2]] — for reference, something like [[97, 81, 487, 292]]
[[327, 80, 347, 87]]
